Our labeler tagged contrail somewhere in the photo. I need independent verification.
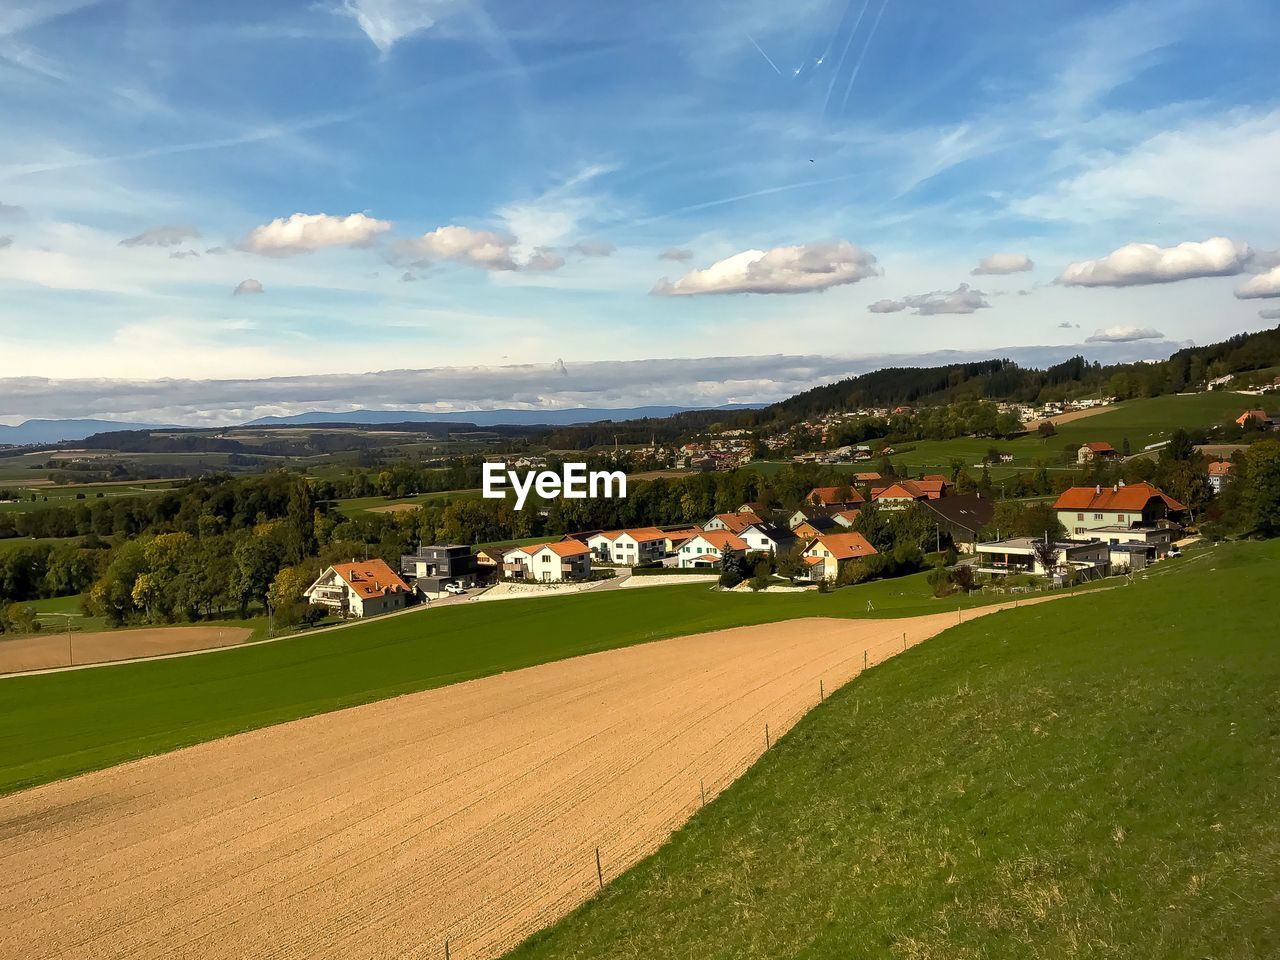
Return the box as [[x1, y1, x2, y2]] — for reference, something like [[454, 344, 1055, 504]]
[[626, 171, 863, 227], [744, 31, 782, 75], [823, 0, 871, 114], [841, 0, 891, 110]]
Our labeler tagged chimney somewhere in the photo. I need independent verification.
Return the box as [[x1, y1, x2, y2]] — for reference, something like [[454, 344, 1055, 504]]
[[1095, 484, 1101, 494]]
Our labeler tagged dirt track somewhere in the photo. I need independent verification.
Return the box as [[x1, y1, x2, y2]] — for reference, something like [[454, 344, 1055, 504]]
[[0, 604, 1033, 960], [0, 626, 252, 675]]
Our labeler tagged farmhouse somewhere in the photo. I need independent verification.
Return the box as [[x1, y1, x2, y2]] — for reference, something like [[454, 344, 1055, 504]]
[[677, 530, 748, 568], [502, 540, 592, 582], [1053, 481, 1185, 537], [303, 559, 413, 618], [1077, 441, 1119, 464], [801, 531, 877, 581]]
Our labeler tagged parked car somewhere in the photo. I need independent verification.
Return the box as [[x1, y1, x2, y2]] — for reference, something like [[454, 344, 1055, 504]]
[[444, 582, 468, 595], [1167, 546, 1182, 558]]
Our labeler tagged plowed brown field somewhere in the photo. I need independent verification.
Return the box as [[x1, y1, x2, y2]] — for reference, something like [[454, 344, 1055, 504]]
[[0, 604, 1030, 960], [0, 626, 253, 675]]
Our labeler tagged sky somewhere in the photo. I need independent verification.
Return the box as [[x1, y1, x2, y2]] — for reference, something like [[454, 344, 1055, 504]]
[[1, 0, 1279, 424]]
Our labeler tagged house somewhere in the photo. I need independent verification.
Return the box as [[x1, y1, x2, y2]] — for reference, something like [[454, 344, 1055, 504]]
[[801, 532, 878, 581], [304, 559, 413, 618], [852, 472, 882, 484], [736, 501, 768, 515], [1094, 524, 1178, 570], [399, 544, 477, 597], [1077, 441, 1120, 464], [832, 508, 862, 528], [871, 479, 939, 510], [1235, 409, 1276, 429], [974, 538, 1109, 579], [791, 513, 841, 540], [660, 526, 702, 553], [586, 528, 668, 565], [738, 521, 799, 555], [705, 511, 760, 534], [1053, 481, 1185, 537], [502, 540, 592, 582], [1207, 460, 1234, 494], [805, 486, 865, 511], [677, 530, 748, 568], [923, 493, 996, 552], [788, 506, 830, 530], [473, 545, 511, 576]]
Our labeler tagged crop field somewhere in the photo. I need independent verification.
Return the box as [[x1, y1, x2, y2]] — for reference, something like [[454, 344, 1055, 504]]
[[510, 539, 1280, 960], [332, 488, 484, 516], [0, 604, 1040, 960], [0, 567, 1105, 796], [0, 624, 256, 675]]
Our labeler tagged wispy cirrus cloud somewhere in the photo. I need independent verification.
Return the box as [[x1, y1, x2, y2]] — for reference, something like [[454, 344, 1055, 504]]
[[337, 0, 466, 52]]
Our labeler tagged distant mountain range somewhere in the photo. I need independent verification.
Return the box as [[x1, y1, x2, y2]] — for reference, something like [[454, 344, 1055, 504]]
[[0, 405, 766, 446], [244, 404, 765, 428]]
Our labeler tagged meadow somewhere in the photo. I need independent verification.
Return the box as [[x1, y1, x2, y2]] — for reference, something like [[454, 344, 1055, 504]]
[[0, 565, 1100, 796], [508, 537, 1280, 960]]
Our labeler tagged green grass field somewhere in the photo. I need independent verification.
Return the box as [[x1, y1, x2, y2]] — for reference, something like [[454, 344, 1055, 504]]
[[0, 535, 81, 553], [0, 566, 1102, 796], [507, 539, 1280, 960], [331, 487, 484, 516]]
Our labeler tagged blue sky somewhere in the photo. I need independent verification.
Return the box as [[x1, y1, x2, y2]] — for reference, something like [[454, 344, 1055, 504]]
[[2, 0, 1279, 422]]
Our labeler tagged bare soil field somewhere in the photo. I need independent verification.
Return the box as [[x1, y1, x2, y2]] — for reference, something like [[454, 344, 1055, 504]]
[[0, 626, 252, 675], [1028, 405, 1110, 429], [365, 502, 423, 514], [0, 603, 1034, 960]]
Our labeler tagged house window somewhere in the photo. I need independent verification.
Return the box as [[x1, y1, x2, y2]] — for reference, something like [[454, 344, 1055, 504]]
[[1077, 513, 1084, 521], [1117, 514, 1125, 522], [1094, 513, 1104, 520]]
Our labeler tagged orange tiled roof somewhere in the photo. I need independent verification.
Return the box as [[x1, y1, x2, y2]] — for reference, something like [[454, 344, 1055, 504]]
[[1082, 441, 1117, 453], [1207, 461, 1234, 476], [808, 532, 878, 560], [1236, 409, 1270, 425], [331, 560, 411, 599], [711, 512, 757, 533], [807, 486, 866, 506], [619, 527, 669, 543], [539, 539, 591, 558], [694, 529, 749, 552], [1052, 482, 1186, 513]]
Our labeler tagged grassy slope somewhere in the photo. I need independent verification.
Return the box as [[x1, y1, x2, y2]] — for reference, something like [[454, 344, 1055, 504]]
[[0, 569, 1093, 796], [508, 540, 1280, 960]]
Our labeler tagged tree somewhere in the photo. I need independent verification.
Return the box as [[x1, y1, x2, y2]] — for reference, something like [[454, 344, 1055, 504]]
[[1037, 421, 1057, 439], [1122, 437, 1132, 457], [1161, 428, 1194, 463], [1031, 538, 1060, 576], [1242, 439, 1280, 536]]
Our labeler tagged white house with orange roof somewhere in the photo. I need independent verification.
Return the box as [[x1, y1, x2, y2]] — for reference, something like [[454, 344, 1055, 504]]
[[585, 527, 669, 565], [677, 529, 748, 568], [801, 532, 878, 581], [704, 511, 760, 534], [303, 559, 413, 618], [502, 540, 593, 582]]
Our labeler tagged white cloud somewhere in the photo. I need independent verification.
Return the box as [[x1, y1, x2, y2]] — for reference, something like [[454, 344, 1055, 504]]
[[394, 225, 518, 271], [972, 252, 1033, 275], [242, 212, 391, 257], [1057, 237, 1252, 288], [337, 0, 463, 52], [572, 239, 614, 257], [1258, 307, 1280, 320], [119, 224, 200, 247], [1085, 325, 1165, 343], [653, 241, 879, 296], [867, 283, 990, 316], [525, 247, 566, 271], [1235, 265, 1280, 300], [233, 278, 264, 296], [659, 248, 693, 262]]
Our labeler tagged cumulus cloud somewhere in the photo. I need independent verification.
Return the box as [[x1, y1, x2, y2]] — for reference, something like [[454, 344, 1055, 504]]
[[338, 0, 461, 52], [1258, 307, 1280, 320], [1235, 265, 1280, 299], [571, 239, 614, 257], [972, 252, 1034, 275], [205, 246, 228, 255], [393, 225, 518, 271], [867, 283, 991, 316], [0, 235, 12, 250], [0, 202, 25, 220], [653, 241, 879, 296], [525, 247, 566, 271], [233, 278, 264, 296], [659, 248, 694, 262], [1085, 325, 1165, 343], [1057, 237, 1252, 287], [119, 224, 201, 248], [242, 212, 391, 257], [168, 249, 200, 260]]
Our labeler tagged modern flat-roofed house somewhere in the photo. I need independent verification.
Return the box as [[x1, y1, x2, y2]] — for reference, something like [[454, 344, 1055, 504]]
[[704, 511, 760, 534], [677, 530, 748, 568], [399, 544, 477, 597], [503, 540, 592, 582], [1207, 460, 1234, 493], [1053, 481, 1185, 537], [801, 531, 878, 581], [974, 537, 1109, 579], [304, 559, 413, 618], [1077, 441, 1119, 464]]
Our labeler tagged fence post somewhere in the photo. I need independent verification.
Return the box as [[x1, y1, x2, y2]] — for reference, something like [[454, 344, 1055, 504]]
[[445, 940, 450, 960], [700, 778, 706, 808], [902, 632, 906, 650], [863, 650, 868, 670], [765, 723, 771, 749], [596, 847, 604, 889], [819, 679, 824, 701]]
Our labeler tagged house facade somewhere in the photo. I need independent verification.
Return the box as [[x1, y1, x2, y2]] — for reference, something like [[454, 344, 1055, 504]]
[[587, 528, 668, 565], [704, 511, 760, 534], [303, 559, 413, 618], [677, 530, 748, 568], [1207, 460, 1233, 493], [1053, 482, 1185, 537], [974, 538, 1109, 578], [399, 544, 477, 596], [737, 521, 798, 555], [503, 540, 593, 582], [801, 531, 878, 580], [1077, 441, 1119, 464]]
